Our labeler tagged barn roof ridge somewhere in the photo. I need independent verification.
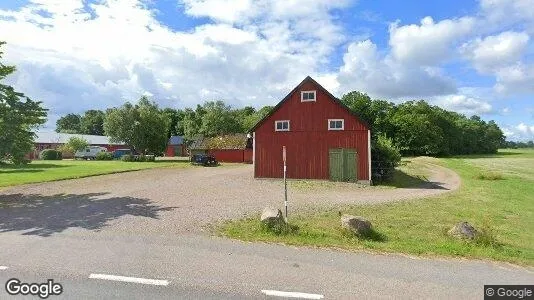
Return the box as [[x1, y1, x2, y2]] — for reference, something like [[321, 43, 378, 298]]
[[249, 76, 370, 132]]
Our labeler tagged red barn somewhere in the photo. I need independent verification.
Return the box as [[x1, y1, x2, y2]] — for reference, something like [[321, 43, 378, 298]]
[[250, 76, 371, 184]]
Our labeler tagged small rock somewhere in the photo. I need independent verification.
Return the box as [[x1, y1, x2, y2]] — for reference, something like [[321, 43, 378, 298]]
[[340, 214, 372, 236], [260, 207, 286, 226], [448, 221, 478, 239]]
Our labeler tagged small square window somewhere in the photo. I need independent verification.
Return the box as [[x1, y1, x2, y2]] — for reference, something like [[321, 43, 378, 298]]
[[301, 90, 316, 102], [328, 119, 344, 130], [275, 120, 290, 131]]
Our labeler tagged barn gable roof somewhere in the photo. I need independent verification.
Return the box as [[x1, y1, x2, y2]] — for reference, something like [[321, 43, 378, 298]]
[[249, 76, 370, 132]]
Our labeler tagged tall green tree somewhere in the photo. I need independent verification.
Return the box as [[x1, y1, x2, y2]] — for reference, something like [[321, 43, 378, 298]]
[[243, 105, 272, 131], [182, 107, 203, 142], [199, 101, 242, 137], [163, 108, 185, 138], [56, 113, 81, 133], [341, 92, 395, 138], [0, 42, 47, 164], [80, 110, 105, 135], [104, 96, 170, 154]]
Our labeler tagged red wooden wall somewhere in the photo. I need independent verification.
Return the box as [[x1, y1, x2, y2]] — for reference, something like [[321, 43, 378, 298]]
[[254, 79, 370, 181], [165, 145, 187, 157], [207, 149, 253, 163]]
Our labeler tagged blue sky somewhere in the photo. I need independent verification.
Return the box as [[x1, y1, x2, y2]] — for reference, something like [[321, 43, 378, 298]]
[[0, 0, 533, 140]]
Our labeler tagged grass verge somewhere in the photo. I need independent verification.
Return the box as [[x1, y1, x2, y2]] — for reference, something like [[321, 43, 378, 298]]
[[219, 149, 534, 266], [0, 159, 191, 188]]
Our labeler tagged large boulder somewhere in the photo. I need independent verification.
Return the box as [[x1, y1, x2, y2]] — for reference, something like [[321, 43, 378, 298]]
[[341, 214, 372, 236], [260, 208, 285, 227], [448, 221, 478, 239]]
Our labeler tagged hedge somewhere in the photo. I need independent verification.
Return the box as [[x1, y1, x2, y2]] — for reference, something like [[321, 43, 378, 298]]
[[39, 149, 62, 160], [96, 152, 113, 160]]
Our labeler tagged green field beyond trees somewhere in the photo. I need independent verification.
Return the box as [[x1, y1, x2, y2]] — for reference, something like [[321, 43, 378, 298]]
[[220, 149, 534, 266]]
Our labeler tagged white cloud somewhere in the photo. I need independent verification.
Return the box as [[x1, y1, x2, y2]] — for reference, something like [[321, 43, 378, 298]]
[[1, 0, 533, 126], [503, 122, 534, 141], [0, 0, 350, 129], [494, 62, 534, 93], [181, 0, 254, 23], [461, 31, 530, 73], [432, 94, 493, 116], [480, 0, 534, 31], [389, 16, 475, 65], [336, 40, 457, 98]]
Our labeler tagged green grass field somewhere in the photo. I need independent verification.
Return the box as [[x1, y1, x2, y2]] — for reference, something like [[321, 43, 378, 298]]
[[0, 159, 191, 188], [220, 148, 534, 266]]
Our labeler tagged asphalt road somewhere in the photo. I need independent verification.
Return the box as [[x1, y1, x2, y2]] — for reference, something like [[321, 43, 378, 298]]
[[1, 230, 533, 299], [0, 165, 532, 299]]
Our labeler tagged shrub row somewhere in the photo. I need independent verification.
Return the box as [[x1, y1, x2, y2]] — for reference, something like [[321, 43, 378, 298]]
[[121, 154, 156, 162], [96, 152, 113, 160], [39, 149, 62, 160]]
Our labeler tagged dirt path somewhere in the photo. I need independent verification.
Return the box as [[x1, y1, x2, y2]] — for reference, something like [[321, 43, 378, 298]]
[[0, 159, 460, 235]]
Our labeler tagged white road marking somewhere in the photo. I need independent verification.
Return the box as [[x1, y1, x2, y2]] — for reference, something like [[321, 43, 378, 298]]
[[89, 273, 169, 286], [261, 289, 324, 299], [0, 266, 8, 270]]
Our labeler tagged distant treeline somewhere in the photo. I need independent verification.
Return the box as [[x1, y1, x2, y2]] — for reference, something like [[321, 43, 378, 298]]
[[340, 92, 505, 156], [502, 140, 534, 148], [56, 101, 273, 142], [57, 91, 510, 156]]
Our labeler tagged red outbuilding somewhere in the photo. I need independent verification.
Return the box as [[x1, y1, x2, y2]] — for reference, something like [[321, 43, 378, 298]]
[[250, 76, 371, 184]]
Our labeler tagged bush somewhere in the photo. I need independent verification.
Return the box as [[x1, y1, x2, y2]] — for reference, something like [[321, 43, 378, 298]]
[[39, 149, 62, 160], [120, 154, 156, 162], [371, 135, 401, 183], [121, 154, 134, 162], [96, 152, 113, 160]]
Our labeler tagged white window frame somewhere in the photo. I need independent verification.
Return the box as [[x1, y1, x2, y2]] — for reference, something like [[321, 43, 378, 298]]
[[301, 90, 316, 102], [275, 120, 290, 132], [328, 119, 344, 131]]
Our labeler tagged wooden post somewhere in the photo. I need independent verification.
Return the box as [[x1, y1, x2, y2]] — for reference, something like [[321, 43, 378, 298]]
[[283, 146, 288, 220]]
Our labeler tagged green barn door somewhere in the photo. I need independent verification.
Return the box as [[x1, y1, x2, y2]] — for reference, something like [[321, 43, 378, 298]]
[[343, 149, 357, 182], [329, 148, 358, 182], [329, 149, 343, 181]]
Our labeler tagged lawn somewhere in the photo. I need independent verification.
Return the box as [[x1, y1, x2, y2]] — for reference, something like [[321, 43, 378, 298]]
[[220, 148, 534, 266], [0, 158, 191, 188]]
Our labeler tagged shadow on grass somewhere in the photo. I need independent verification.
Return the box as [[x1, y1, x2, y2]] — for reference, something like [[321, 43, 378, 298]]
[[0, 192, 177, 237], [451, 151, 523, 159], [153, 159, 191, 164], [0, 169, 44, 174], [341, 228, 387, 242], [0, 163, 68, 170], [379, 169, 448, 190]]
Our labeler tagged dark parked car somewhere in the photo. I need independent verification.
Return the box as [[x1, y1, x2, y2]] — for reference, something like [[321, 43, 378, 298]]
[[191, 154, 218, 166]]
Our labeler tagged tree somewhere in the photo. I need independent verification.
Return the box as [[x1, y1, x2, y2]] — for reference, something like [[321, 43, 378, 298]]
[[65, 137, 89, 152], [199, 101, 242, 137], [242, 105, 273, 131], [163, 108, 185, 138], [0, 41, 47, 164], [104, 96, 170, 154], [56, 113, 82, 133], [390, 101, 445, 156], [182, 107, 203, 142], [80, 110, 105, 135], [341, 92, 395, 138]]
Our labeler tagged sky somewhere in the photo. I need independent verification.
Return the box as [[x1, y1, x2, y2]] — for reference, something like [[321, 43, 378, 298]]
[[0, 0, 533, 141]]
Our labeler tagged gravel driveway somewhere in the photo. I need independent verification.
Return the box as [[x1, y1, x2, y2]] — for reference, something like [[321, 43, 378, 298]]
[[0, 161, 459, 236]]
